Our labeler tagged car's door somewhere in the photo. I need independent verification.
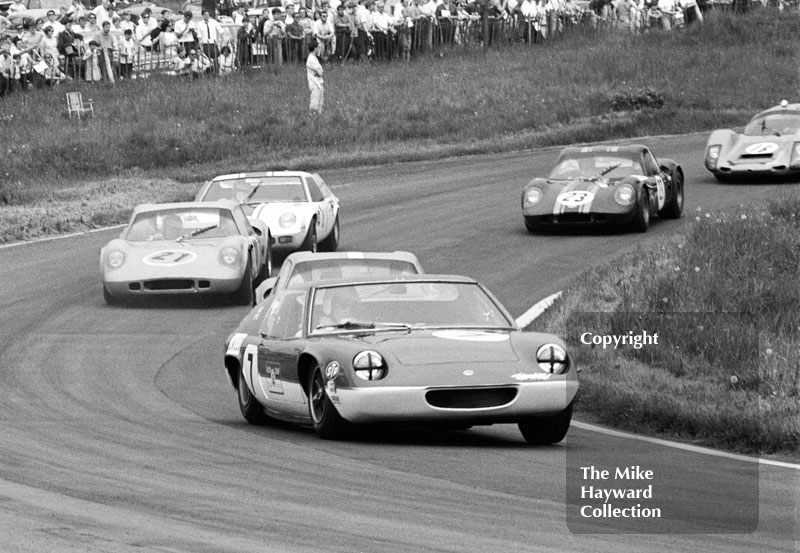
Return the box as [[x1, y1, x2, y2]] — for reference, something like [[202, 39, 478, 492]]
[[252, 291, 308, 416]]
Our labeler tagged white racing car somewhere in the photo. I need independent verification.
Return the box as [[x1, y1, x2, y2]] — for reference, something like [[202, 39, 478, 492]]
[[195, 171, 340, 254]]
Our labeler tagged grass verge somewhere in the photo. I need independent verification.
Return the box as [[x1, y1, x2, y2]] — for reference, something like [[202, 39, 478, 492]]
[[533, 194, 800, 456], [1, 10, 799, 242]]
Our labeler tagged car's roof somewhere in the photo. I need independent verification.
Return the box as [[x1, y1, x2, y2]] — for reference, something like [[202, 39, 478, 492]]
[[285, 251, 420, 265], [559, 144, 649, 156], [753, 104, 800, 118], [289, 274, 477, 291], [133, 200, 239, 214], [210, 171, 317, 181]]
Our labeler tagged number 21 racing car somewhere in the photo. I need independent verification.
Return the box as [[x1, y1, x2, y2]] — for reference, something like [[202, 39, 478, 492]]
[[521, 145, 684, 232]]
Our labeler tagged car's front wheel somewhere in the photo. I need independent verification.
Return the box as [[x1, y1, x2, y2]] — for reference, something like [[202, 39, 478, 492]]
[[518, 401, 574, 445], [308, 364, 349, 439], [660, 169, 684, 219], [319, 215, 340, 252], [630, 190, 650, 233], [302, 221, 318, 253], [238, 368, 270, 425]]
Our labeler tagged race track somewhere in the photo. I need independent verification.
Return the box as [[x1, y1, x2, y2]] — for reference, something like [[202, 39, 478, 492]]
[[0, 132, 797, 552]]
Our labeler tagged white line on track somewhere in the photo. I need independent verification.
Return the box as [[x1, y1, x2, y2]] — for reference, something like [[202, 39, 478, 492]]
[[517, 294, 800, 471], [0, 225, 126, 250]]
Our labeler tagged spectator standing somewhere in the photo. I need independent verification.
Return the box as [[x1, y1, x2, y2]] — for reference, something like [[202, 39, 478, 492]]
[[7, 0, 25, 14], [92, 0, 113, 27], [286, 9, 305, 62], [67, 0, 88, 22], [236, 15, 256, 65], [85, 12, 100, 33], [83, 40, 103, 82], [22, 20, 46, 54], [159, 19, 180, 58], [394, 0, 413, 59], [613, 0, 633, 29], [264, 8, 287, 65], [43, 10, 65, 35], [305, 37, 324, 114], [119, 10, 136, 34], [95, 20, 117, 79], [198, 10, 224, 70], [312, 9, 335, 60], [118, 28, 137, 79], [332, 3, 352, 60], [0, 49, 21, 95], [136, 10, 158, 51], [175, 11, 198, 54]]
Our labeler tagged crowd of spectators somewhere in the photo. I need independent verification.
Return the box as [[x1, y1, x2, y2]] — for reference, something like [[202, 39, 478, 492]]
[[0, 0, 775, 95]]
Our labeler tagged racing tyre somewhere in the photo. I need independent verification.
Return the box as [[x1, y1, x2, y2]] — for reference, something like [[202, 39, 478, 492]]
[[631, 190, 650, 233], [518, 401, 573, 445], [660, 170, 684, 219], [524, 216, 541, 233], [238, 368, 270, 425], [258, 239, 273, 282], [302, 221, 318, 253], [103, 285, 124, 306], [309, 364, 349, 439], [233, 259, 255, 306], [319, 216, 340, 252]]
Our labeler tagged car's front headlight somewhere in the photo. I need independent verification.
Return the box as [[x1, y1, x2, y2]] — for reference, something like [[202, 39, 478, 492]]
[[278, 213, 297, 228], [522, 187, 543, 207], [790, 143, 800, 169], [219, 246, 240, 266], [614, 184, 635, 206], [106, 250, 126, 269], [353, 350, 387, 381], [536, 344, 569, 374], [705, 145, 721, 170]]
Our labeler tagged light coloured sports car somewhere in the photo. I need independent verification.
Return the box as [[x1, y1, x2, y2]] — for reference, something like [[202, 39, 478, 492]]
[[195, 171, 340, 254], [254, 250, 424, 304], [521, 144, 684, 233], [705, 100, 800, 182], [100, 200, 271, 305], [224, 275, 578, 444]]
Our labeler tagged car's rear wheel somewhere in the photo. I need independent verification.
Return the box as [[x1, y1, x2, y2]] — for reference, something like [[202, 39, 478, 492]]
[[518, 401, 573, 445], [233, 259, 254, 306], [319, 215, 340, 252], [302, 221, 318, 253], [238, 368, 269, 425], [630, 190, 650, 233], [308, 364, 349, 439], [660, 169, 684, 219]]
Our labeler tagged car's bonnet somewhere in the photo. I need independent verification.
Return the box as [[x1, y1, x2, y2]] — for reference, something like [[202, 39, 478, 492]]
[[372, 331, 519, 366]]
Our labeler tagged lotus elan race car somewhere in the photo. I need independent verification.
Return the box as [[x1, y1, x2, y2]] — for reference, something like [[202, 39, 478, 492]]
[[705, 100, 800, 181], [521, 145, 684, 232], [100, 200, 271, 305], [224, 275, 578, 444], [195, 171, 340, 254], [254, 250, 424, 304]]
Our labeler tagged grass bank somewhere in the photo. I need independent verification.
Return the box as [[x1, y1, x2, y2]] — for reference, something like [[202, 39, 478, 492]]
[[534, 194, 800, 456], [1, 10, 799, 242]]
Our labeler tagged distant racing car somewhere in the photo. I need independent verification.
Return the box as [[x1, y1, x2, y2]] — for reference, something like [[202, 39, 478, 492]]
[[100, 200, 271, 305], [521, 144, 684, 232], [195, 171, 340, 254], [705, 100, 800, 181], [224, 275, 579, 444], [254, 250, 424, 304]]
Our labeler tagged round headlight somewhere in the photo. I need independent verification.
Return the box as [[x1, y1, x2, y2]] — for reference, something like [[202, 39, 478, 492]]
[[353, 350, 387, 381], [614, 184, 635, 206], [107, 250, 126, 269], [536, 343, 569, 374], [219, 246, 239, 266], [706, 145, 721, 169], [278, 213, 297, 228], [523, 187, 543, 207]]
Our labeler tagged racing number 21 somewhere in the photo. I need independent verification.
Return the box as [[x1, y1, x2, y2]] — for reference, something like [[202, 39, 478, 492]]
[[151, 251, 192, 263]]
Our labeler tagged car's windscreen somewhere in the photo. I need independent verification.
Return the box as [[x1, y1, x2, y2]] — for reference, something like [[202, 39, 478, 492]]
[[125, 208, 240, 242], [287, 259, 419, 288], [743, 113, 800, 136], [310, 282, 512, 333], [201, 177, 308, 203], [548, 153, 644, 180]]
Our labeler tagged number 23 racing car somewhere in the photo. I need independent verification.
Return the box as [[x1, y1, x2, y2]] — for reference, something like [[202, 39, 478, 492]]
[[224, 275, 578, 444], [521, 145, 684, 232]]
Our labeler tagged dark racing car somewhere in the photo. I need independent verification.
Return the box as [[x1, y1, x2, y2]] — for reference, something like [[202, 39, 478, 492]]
[[521, 145, 684, 232]]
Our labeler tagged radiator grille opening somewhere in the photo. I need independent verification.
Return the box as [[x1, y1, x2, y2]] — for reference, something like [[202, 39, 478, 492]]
[[425, 387, 517, 409], [143, 279, 195, 291]]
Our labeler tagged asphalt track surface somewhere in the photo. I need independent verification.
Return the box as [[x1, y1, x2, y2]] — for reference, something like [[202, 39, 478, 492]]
[[1, 133, 798, 552]]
